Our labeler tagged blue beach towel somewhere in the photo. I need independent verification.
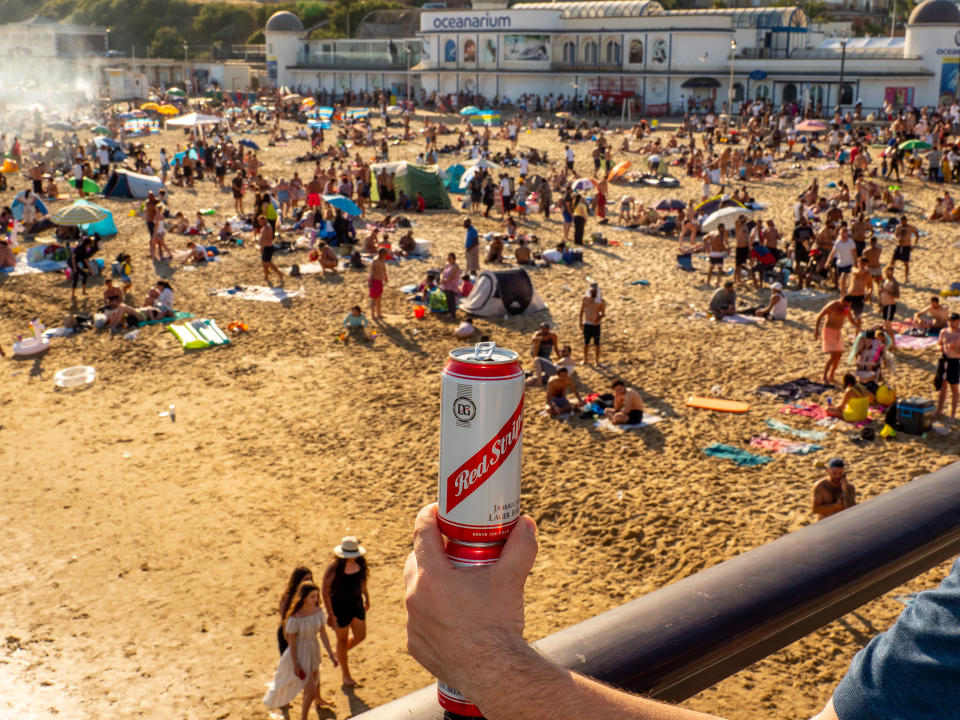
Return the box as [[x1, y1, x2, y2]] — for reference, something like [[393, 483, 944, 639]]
[[703, 443, 773, 467]]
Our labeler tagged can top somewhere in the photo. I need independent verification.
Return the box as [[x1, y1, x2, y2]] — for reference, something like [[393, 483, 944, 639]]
[[448, 342, 518, 365]]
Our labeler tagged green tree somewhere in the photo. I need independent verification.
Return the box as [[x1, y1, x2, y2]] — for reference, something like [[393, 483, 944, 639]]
[[328, 0, 403, 38], [149, 25, 182, 58], [193, 3, 256, 44]]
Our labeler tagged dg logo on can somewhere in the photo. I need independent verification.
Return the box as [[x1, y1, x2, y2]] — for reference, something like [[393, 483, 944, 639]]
[[453, 396, 477, 423]]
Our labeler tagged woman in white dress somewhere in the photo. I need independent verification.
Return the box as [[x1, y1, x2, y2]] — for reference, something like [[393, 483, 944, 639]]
[[263, 582, 337, 720]]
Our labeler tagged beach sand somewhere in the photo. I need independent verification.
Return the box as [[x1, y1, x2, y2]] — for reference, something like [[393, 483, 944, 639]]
[[1, 112, 959, 720]]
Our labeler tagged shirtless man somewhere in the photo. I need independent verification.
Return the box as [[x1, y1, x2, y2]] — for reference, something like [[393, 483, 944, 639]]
[[532, 323, 560, 361], [862, 236, 883, 301], [914, 296, 949, 333], [257, 215, 283, 285], [815, 296, 861, 384], [579, 284, 606, 365], [762, 219, 781, 259], [368, 247, 388, 320], [317, 241, 339, 275], [706, 223, 730, 287], [102, 278, 144, 329], [891, 215, 919, 282], [846, 258, 871, 321], [306, 176, 324, 211], [878, 265, 900, 332], [605, 379, 644, 424], [936, 313, 960, 420], [545, 366, 582, 418], [733, 215, 750, 287], [850, 213, 871, 258], [812, 457, 857, 521]]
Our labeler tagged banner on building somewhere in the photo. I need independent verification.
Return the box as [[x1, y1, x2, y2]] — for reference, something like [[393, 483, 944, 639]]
[[503, 35, 549, 62]]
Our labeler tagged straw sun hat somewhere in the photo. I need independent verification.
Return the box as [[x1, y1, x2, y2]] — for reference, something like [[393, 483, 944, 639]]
[[334, 536, 366, 558]]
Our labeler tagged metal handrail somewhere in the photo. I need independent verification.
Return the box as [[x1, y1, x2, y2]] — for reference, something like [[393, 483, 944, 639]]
[[353, 461, 960, 719]]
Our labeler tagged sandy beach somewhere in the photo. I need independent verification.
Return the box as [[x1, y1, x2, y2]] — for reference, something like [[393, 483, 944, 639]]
[[2, 110, 959, 720]]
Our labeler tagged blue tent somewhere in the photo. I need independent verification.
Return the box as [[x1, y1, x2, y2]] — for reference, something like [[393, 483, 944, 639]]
[[11, 190, 49, 221], [443, 164, 465, 191], [102, 169, 164, 199], [77, 199, 117, 236]]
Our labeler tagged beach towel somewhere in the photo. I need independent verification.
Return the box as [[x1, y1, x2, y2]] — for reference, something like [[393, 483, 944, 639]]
[[4, 253, 68, 276], [703, 443, 773, 467], [285, 263, 330, 276], [722, 314, 764, 325], [756, 378, 833, 400], [593, 413, 665, 431], [780, 403, 829, 420], [215, 286, 303, 302], [139, 311, 194, 327], [765, 419, 828, 440], [895, 334, 938, 350], [749, 433, 823, 455]]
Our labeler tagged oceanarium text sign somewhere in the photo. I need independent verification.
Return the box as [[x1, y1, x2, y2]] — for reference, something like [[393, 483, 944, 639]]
[[421, 10, 561, 33]]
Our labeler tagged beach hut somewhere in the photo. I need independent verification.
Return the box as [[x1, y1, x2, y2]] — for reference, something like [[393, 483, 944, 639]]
[[102, 169, 165, 200], [369, 161, 451, 209], [460, 269, 546, 317]]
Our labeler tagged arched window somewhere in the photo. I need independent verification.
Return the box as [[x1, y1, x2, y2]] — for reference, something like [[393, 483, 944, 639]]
[[584, 41, 598, 65], [605, 41, 621, 65], [732, 82, 744, 102], [839, 83, 854, 105], [563, 41, 576, 64], [782, 83, 797, 104], [628, 39, 643, 64], [754, 83, 770, 100]]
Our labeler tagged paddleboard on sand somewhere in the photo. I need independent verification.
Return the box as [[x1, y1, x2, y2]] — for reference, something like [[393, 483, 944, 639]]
[[686, 396, 750, 413]]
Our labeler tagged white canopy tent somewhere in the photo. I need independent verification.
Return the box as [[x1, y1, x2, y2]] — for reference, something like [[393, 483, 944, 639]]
[[166, 112, 223, 127]]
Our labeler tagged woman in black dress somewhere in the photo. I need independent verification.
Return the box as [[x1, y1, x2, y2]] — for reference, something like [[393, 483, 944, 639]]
[[321, 537, 370, 687]]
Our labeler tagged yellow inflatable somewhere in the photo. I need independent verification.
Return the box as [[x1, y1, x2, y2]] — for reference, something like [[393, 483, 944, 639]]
[[876, 384, 896, 406]]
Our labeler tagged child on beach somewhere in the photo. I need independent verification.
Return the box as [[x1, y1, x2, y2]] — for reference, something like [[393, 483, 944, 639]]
[[341, 306, 370, 343]]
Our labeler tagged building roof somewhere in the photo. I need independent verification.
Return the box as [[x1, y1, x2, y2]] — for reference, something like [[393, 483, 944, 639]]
[[266, 11, 305, 33], [512, 1, 665, 19], [908, 0, 960, 24], [356, 9, 421, 39], [667, 7, 807, 28]]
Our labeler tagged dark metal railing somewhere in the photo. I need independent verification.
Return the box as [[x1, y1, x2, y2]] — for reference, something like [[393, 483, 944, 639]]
[[353, 461, 960, 719]]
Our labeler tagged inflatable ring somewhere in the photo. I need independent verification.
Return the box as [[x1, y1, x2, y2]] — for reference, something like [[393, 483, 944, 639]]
[[54, 366, 96, 388]]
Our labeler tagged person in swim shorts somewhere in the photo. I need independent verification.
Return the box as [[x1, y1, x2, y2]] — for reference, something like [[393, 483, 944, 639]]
[[936, 313, 960, 421], [815, 295, 861, 385], [545, 367, 582, 417], [706, 223, 730, 287], [605, 379, 645, 424], [368, 247, 388, 320], [257, 215, 283, 285]]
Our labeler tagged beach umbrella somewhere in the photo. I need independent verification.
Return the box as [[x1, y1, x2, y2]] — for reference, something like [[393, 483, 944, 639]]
[[463, 157, 501, 170], [166, 88, 187, 97], [91, 125, 111, 135], [572, 177, 596, 192], [796, 119, 827, 132], [157, 105, 179, 116], [225, 107, 244, 115], [283, 93, 302, 102], [701, 206, 751, 233], [656, 198, 685, 211], [239, 139, 260, 150], [458, 165, 484, 189], [607, 160, 631, 182], [50, 201, 109, 226], [460, 106, 480, 116], [695, 194, 745, 216], [140, 102, 161, 111], [898, 139, 931, 151], [65, 176, 102, 194], [301, 97, 316, 108], [251, 104, 268, 113], [322, 194, 362, 216]]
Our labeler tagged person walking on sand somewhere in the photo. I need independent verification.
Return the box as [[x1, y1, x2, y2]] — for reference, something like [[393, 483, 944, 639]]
[[812, 457, 856, 521], [368, 247, 388, 320], [935, 313, 960, 421], [879, 265, 900, 332], [705, 223, 730, 288], [263, 582, 337, 720], [257, 215, 283, 285], [463, 218, 479, 275], [275, 566, 314, 720], [815, 295, 861, 385], [579, 283, 606, 365], [891, 215, 919, 283], [322, 537, 370, 688]]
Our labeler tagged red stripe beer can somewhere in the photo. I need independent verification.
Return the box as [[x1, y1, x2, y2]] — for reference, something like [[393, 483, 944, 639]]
[[438, 342, 524, 544]]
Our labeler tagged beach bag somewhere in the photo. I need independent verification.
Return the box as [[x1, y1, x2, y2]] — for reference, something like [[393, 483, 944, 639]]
[[428, 288, 448, 313]]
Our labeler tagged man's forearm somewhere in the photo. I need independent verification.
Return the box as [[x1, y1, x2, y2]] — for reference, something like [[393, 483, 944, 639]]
[[465, 642, 724, 720]]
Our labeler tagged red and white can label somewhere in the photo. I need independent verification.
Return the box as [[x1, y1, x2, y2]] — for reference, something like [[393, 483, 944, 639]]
[[438, 345, 524, 544], [438, 680, 485, 717]]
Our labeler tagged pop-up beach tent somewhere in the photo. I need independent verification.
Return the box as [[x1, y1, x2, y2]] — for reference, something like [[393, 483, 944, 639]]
[[460, 269, 547, 317], [370, 161, 451, 209], [76, 199, 117, 236], [11, 190, 49, 221], [102, 169, 164, 199]]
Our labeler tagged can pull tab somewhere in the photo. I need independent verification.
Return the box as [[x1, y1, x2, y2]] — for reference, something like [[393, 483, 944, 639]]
[[474, 341, 496, 360]]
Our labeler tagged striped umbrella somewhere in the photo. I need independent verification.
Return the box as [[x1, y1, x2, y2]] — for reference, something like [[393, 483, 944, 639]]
[[51, 202, 109, 226]]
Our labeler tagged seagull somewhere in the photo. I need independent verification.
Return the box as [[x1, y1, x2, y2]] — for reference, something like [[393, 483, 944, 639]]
[[698, 52, 709, 63]]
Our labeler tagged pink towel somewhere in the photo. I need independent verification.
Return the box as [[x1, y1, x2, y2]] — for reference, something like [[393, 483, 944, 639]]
[[779, 403, 829, 420]]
